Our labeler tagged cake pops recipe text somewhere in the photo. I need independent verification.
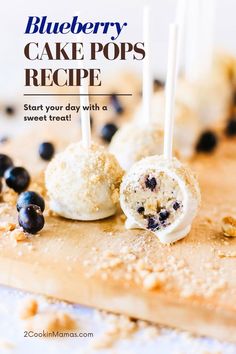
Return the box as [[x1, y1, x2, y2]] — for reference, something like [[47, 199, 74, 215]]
[[23, 16, 145, 87]]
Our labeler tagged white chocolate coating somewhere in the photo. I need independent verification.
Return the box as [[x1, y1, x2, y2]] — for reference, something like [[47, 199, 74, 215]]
[[120, 155, 201, 244], [45, 142, 123, 221], [176, 70, 232, 129], [134, 91, 200, 159], [109, 122, 165, 171]]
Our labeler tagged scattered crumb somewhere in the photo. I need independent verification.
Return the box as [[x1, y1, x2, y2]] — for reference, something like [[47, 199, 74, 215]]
[[0, 339, 15, 350], [0, 222, 16, 232], [2, 189, 17, 205], [10, 228, 27, 242], [19, 298, 38, 319], [91, 313, 137, 349], [222, 216, 236, 237], [218, 250, 236, 258], [24, 311, 76, 332], [142, 272, 165, 291]]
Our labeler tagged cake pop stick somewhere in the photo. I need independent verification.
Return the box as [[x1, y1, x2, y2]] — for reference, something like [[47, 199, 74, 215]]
[[120, 24, 201, 244], [80, 74, 91, 149], [164, 23, 180, 160], [175, 0, 187, 73], [184, 0, 215, 82], [142, 5, 152, 124], [76, 11, 92, 149]]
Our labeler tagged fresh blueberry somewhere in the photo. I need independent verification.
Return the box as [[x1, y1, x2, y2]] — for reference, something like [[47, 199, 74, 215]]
[[39, 142, 55, 161], [18, 204, 44, 234], [225, 118, 236, 137], [173, 201, 180, 210], [5, 106, 15, 116], [137, 206, 145, 214], [159, 210, 170, 221], [0, 154, 13, 177], [0, 136, 9, 144], [147, 217, 159, 231], [110, 94, 124, 115], [100, 123, 118, 142], [145, 176, 157, 191], [196, 131, 218, 153], [17, 191, 45, 212], [153, 78, 164, 90], [4, 167, 30, 193], [233, 91, 236, 105]]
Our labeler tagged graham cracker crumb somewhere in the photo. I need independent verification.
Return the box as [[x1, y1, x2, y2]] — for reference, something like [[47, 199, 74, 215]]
[[91, 312, 137, 349], [10, 229, 27, 242], [24, 311, 76, 332], [0, 222, 16, 232], [0, 339, 15, 350], [19, 298, 38, 319], [2, 189, 17, 205], [143, 272, 165, 290], [222, 216, 236, 237], [218, 250, 236, 258]]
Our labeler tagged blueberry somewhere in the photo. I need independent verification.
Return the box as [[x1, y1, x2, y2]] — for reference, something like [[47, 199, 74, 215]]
[[0, 154, 13, 177], [100, 123, 118, 142], [233, 91, 236, 105], [147, 217, 159, 231], [137, 206, 145, 214], [110, 94, 124, 115], [17, 191, 45, 212], [0, 136, 9, 144], [159, 210, 170, 221], [4, 167, 30, 193], [225, 118, 236, 137], [5, 106, 15, 116], [196, 131, 218, 153], [173, 201, 180, 210], [153, 78, 164, 90], [145, 176, 157, 191], [39, 142, 55, 161], [18, 204, 44, 234]]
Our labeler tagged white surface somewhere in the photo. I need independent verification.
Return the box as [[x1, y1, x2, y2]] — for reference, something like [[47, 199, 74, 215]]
[[0, 285, 236, 354]]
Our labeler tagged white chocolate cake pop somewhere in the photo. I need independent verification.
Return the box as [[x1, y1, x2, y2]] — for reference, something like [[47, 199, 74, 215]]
[[120, 155, 200, 244], [134, 91, 200, 158], [109, 122, 165, 171], [45, 142, 123, 220], [176, 71, 232, 129]]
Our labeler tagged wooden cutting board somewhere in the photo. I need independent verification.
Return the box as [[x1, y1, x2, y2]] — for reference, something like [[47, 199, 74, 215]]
[[0, 124, 236, 343]]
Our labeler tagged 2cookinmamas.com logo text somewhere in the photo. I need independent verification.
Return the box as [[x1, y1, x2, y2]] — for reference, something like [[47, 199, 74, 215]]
[[24, 330, 94, 338]]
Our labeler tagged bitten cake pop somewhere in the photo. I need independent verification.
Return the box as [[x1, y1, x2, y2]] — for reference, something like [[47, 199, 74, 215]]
[[120, 24, 201, 244], [120, 155, 200, 243], [46, 62, 123, 220], [109, 6, 166, 171]]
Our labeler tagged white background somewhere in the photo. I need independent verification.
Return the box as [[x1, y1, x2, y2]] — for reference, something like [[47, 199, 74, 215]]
[[0, 0, 236, 98]]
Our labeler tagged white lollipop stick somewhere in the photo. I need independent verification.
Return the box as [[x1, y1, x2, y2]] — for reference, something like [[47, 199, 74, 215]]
[[164, 24, 180, 160], [175, 0, 187, 72], [142, 5, 152, 124], [199, 0, 214, 76], [75, 11, 91, 149], [80, 75, 91, 149], [184, 0, 200, 82]]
